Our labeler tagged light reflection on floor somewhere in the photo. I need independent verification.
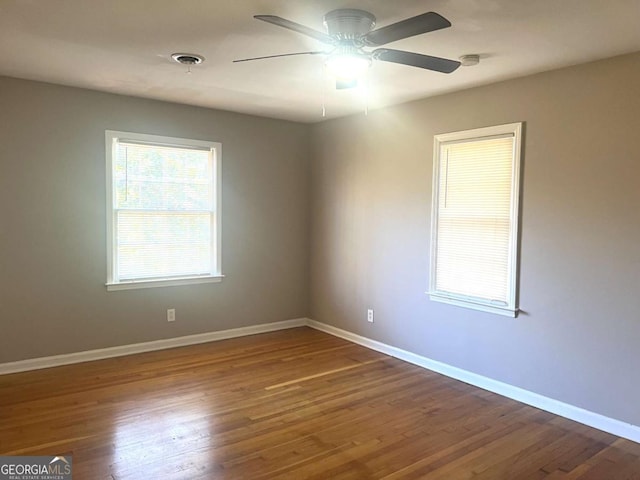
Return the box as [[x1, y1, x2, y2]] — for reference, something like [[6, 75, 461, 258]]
[[111, 393, 216, 478]]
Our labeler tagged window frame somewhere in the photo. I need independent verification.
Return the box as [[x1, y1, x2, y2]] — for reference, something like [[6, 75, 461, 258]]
[[105, 130, 223, 291], [428, 122, 522, 317]]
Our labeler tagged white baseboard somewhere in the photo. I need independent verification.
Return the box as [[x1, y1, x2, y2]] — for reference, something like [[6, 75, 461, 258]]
[[0, 318, 307, 375], [306, 319, 640, 444]]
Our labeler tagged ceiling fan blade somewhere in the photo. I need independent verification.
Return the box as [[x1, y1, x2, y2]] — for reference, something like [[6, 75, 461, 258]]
[[254, 15, 335, 44], [364, 12, 451, 46], [233, 51, 325, 63], [374, 48, 461, 73]]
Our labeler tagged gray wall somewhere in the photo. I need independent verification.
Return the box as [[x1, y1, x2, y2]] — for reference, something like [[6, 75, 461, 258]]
[[310, 52, 640, 426], [0, 77, 310, 363], [2, 52, 640, 428]]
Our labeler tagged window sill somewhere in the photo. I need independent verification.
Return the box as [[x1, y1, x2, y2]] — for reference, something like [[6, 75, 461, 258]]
[[106, 275, 224, 291], [428, 292, 518, 318]]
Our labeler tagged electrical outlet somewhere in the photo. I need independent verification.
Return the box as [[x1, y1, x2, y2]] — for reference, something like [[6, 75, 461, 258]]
[[367, 309, 374, 323], [167, 308, 176, 322]]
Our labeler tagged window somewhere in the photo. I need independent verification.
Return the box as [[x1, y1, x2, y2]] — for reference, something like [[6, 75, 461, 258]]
[[429, 123, 522, 316], [106, 131, 222, 290]]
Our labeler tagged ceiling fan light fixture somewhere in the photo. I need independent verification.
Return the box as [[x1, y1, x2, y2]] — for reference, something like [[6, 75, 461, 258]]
[[326, 51, 371, 81]]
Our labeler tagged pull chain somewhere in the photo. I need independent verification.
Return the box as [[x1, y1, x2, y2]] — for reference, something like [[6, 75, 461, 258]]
[[322, 63, 327, 118], [364, 69, 370, 116]]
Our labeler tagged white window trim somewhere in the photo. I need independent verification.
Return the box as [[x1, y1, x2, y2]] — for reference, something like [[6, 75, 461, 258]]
[[105, 130, 223, 291], [428, 122, 522, 317], [106, 275, 223, 291]]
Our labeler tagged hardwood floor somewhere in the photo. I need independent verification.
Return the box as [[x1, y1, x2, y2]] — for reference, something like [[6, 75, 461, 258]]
[[1, 327, 639, 479]]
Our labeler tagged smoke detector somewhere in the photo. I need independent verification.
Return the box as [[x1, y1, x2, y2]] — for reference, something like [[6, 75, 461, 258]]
[[459, 54, 480, 67]]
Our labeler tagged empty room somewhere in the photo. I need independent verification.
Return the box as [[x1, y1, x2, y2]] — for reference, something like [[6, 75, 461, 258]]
[[1, 1, 639, 478]]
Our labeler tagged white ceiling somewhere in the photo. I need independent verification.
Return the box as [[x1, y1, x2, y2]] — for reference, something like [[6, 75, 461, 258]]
[[1, 0, 639, 123]]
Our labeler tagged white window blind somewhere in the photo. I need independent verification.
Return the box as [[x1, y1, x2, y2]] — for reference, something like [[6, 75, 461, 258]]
[[106, 131, 222, 290], [429, 123, 522, 316]]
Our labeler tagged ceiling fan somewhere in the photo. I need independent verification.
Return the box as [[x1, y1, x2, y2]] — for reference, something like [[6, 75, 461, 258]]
[[234, 9, 461, 88]]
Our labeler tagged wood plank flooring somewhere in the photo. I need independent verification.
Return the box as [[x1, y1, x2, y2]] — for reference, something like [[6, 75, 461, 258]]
[[1, 327, 639, 479]]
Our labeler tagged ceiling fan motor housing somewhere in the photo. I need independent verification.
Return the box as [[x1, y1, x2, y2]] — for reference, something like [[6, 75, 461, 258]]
[[323, 9, 376, 41]]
